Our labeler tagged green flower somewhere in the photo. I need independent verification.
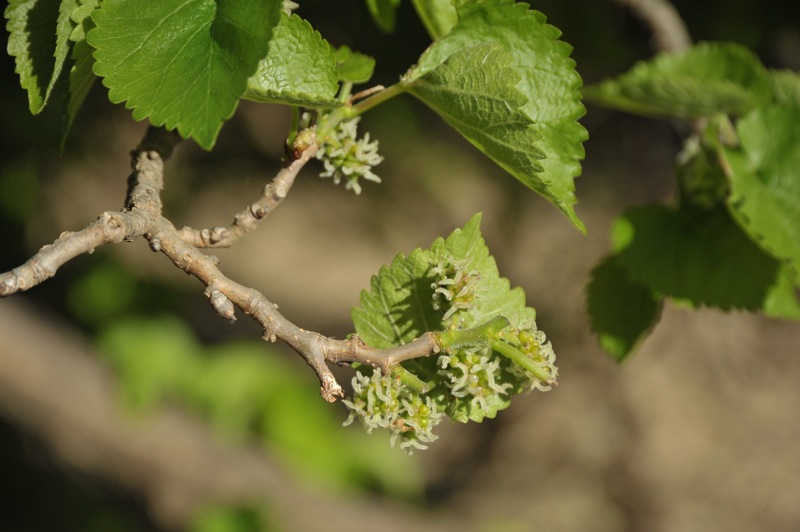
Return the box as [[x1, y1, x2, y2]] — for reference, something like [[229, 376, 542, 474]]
[[343, 368, 444, 453], [316, 116, 383, 194]]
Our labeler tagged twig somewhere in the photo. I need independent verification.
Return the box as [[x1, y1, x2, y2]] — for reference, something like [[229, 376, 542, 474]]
[[0, 127, 181, 297], [610, 0, 692, 53], [176, 144, 319, 248]]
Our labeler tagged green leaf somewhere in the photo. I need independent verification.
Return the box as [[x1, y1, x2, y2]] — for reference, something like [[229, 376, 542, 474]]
[[410, 0, 457, 40], [612, 204, 785, 311], [364, 0, 400, 32], [721, 105, 800, 278], [6, 0, 79, 114], [334, 45, 375, 84], [405, 0, 587, 231], [243, 13, 340, 107], [88, 0, 281, 150], [584, 42, 771, 118], [352, 246, 441, 349], [769, 70, 800, 108], [432, 212, 536, 330], [405, 44, 549, 216], [353, 213, 535, 348], [351, 214, 547, 424], [586, 255, 663, 361]]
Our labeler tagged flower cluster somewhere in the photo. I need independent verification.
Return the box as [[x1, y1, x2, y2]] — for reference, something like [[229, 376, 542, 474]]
[[316, 116, 383, 195], [430, 255, 480, 323], [343, 368, 443, 453], [344, 235, 558, 451], [437, 343, 513, 413], [500, 326, 559, 392]]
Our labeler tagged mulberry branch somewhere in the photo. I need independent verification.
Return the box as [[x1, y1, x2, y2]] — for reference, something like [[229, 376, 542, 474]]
[[0, 125, 440, 401]]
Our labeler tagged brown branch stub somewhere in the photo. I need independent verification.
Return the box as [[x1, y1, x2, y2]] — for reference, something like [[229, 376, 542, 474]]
[[177, 143, 319, 248], [611, 0, 692, 53]]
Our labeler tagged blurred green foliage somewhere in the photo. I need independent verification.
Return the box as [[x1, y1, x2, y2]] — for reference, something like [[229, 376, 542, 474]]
[[97, 314, 422, 497], [190, 505, 272, 532]]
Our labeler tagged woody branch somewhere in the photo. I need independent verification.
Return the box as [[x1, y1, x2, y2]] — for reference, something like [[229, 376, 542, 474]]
[[0, 126, 439, 401]]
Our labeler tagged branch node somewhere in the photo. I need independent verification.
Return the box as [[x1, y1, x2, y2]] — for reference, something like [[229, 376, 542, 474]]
[[201, 226, 230, 245], [250, 204, 268, 219]]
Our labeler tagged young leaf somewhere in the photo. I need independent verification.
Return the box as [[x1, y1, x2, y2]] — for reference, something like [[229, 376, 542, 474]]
[[612, 205, 785, 311], [721, 105, 800, 278], [352, 213, 535, 348], [243, 13, 340, 107], [364, 0, 400, 32], [405, 0, 587, 231], [584, 42, 771, 118], [352, 246, 442, 349], [6, 0, 80, 114], [351, 214, 552, 427], [431, 213, 536, 331], [88, 0, 281, 150], [586, 255, 663, 362], [334, 46, 375, 84], [410, 0, 457, 40], [404, 44, 547, 214]]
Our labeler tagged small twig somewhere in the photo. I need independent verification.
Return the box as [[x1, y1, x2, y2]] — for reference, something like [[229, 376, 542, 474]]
[[176, 144, 319, 248], [351, 85, 385, 103], [611, 0, 692, 53]]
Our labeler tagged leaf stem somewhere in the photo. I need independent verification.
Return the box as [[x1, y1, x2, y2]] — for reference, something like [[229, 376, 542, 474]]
[[436, 316, 510, 349], [349, 82, 405, 116], [392, 365, 431, 393], [286, 106, 301, 149], [490, 339, 552, 384]]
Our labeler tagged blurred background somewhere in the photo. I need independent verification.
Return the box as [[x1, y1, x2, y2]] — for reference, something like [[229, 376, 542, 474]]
[[2, 0, 800, 530]]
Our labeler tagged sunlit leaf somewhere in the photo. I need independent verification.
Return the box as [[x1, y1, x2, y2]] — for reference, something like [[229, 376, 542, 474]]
[[88, 0, 281, 149], [721, 104, 800, 278], [405, 0, 587, 230], [334, 45, 375, 85], [243, 13, 340, 107]]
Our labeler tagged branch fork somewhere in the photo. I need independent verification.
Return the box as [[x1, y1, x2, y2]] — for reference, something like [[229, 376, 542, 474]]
[[1, 126, 439, 401]]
